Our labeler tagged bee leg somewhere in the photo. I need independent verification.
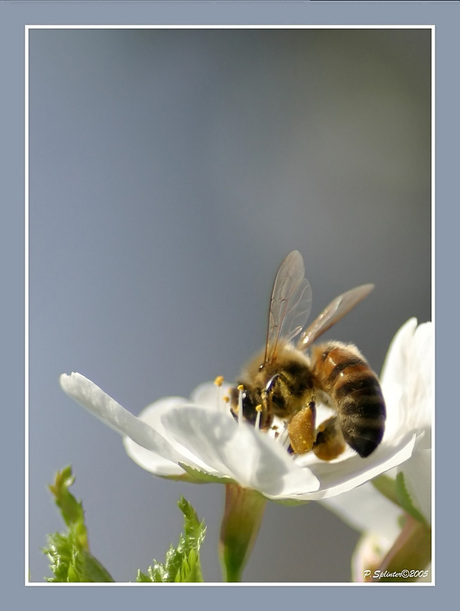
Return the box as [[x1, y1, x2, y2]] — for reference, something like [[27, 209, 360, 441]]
[[313, 416, 347, 461], [287, 402, 316, 454]]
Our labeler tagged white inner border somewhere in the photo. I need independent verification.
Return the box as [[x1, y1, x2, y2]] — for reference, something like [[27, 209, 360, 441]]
[[24, 24, 435, 587]]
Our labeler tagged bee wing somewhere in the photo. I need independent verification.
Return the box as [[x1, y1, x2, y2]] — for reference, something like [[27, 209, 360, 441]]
[[264, 250, 313, 364], [297, 283, 374, 351]]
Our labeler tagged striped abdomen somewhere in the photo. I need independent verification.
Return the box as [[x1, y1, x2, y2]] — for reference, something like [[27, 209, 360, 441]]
[[311, 342, 386, 458]]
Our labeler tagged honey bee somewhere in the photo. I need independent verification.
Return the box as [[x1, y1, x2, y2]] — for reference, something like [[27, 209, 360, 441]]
[[229, 250, 386, 460]]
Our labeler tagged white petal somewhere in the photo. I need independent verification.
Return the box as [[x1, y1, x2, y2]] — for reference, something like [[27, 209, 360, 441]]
[[293, 432, 416, 500], [380, 318, 417, 438], [190, 381, 233, 407], [408, 322, 433, 443], [123, 397, 191, 476], [59, 373, 183, 468], [380, 318, 418, 400], [160, 406, 320, 498], [321, 481, 403, 541], [381, 319, 433, 445]]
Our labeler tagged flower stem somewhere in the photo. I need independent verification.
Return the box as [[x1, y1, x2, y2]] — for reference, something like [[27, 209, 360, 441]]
[[219, 483, 266, 582]]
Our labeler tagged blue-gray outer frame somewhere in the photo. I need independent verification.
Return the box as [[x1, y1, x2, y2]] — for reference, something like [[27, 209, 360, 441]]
[[1, 0, 454, 609]]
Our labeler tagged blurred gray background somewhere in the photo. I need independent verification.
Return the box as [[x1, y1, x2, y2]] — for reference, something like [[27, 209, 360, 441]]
[[28, 28, 431, 583]]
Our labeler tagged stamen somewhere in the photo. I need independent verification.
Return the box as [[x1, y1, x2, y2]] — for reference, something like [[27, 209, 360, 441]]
[[278, 423, 291, 449], [254, 404, 262, 429], [237, 384, 244, 424], [214, 375, 225, 410]]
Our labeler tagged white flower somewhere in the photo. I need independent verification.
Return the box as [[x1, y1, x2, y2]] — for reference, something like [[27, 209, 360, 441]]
[[59, 374, 319, 499], [320, 318, 433, 578], [60, 319, 429, 502], [380, 317, 433, 523]]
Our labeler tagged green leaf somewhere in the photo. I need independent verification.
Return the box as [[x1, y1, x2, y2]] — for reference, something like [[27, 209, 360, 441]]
[[371, 473, 400, 508], [137, 496, 206, 583], [372, 472, 428, 526], [136, 570, 152, 582], [43, 466, 114, 582], [178, 463, 232, 484], [394, 471, 428, 525], [48, 465, 88, 550]]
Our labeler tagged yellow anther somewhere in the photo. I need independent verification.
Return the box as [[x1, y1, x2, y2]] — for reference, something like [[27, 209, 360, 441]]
[[223, 395, 230, 403], [255, 404, 262, 412], [214, 375, 224, 387], [237, 384, 244, 391]]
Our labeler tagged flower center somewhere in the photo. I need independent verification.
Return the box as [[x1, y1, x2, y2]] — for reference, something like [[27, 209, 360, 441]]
[[214, 376, 292, 451]]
